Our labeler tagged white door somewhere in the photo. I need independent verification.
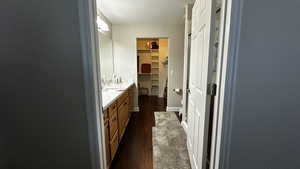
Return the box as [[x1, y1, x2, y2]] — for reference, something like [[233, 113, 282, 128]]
[[187, 0, 216, 168]]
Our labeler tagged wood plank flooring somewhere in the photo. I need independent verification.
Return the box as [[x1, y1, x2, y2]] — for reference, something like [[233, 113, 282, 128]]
[[110, 96, 166, 169]]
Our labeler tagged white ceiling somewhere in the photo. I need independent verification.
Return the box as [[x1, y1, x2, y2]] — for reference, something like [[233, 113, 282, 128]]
[[97, 0, 186, 24]]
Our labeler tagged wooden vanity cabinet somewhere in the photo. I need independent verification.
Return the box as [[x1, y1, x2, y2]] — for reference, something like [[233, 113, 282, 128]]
[[103, 87, 132, 168]]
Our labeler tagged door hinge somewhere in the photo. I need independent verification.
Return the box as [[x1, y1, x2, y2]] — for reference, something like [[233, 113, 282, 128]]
[[186, 88, 191, 94], [207, 83, 217, 96]]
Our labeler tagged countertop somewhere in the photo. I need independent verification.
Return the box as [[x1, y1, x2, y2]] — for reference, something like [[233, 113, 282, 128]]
[[101, 82, 134, 110]]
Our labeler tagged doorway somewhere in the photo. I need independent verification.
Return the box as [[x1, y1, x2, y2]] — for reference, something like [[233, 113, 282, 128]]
[[136, 38, 169, 110], [91, 0, 230, 168]]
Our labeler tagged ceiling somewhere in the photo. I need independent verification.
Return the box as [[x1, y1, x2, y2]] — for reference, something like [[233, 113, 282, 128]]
[[97, 0, 187, 24]]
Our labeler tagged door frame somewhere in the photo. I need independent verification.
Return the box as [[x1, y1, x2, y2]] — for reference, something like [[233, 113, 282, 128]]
[[209, 0, 244, 169], [78, 0, 243, 168], [78, 0, 106, 168], [181, 4, 193, 133]]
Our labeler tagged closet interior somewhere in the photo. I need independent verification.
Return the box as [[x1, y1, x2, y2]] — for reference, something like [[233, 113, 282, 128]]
[[137, 38, 169, 99]]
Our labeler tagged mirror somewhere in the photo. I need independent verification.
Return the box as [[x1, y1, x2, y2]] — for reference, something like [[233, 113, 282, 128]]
[[98, 12, 114, 83], [99, 33, 114, 80]]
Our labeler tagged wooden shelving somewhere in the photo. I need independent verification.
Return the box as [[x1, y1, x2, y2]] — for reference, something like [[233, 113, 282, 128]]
[[138, 49, 151, 51], [151, 50, 159, 95], [137, 38, 160, 96]]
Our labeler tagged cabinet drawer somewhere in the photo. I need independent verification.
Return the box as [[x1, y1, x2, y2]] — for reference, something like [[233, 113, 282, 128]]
[[109, 111, 118, 140], [118, 97, 129, 111], [108, 102, 117, 118], [110, 130, 119, 160], [117, 91, 129, 107]]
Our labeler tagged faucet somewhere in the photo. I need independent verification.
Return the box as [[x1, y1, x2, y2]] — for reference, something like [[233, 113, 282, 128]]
[[112, 73, 122, 84]]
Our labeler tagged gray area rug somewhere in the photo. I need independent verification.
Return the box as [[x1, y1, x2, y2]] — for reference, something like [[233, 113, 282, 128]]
[[154, 111, 180, 127], [153, 112, 191, 169]]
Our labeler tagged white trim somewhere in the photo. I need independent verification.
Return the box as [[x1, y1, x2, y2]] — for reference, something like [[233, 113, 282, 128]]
[[131, 106, 140, 112], [181, 121, 188, 134], [182, 4, 193, 123], [158, 93, 164, 98], [166, 106, 182, 112], [78, 0, 105, 169], [210, 0, 244, 169]]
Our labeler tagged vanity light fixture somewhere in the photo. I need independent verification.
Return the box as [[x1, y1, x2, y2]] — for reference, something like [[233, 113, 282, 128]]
[[97, 16, 110, 32]]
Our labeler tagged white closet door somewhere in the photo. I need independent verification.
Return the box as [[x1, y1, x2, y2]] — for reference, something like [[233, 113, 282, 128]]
[[187, 0, 216, 168]]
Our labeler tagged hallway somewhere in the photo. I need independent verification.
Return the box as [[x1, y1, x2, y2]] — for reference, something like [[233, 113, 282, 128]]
[[110, 96, 166, 169]]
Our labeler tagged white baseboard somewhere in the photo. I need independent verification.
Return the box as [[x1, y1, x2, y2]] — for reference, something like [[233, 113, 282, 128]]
[[166, 106, 182, 112], [181, 121, 188, 134], [131, 106, 140, 112]]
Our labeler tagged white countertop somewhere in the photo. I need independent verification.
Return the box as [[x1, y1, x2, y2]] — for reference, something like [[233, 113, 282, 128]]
[[101, 82, 134, 110]]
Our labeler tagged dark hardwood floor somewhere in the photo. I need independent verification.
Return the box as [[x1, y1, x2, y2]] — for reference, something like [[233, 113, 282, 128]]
[[110, 96, 166, 169]]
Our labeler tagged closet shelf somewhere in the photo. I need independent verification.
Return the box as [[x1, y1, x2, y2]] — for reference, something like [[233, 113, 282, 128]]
[[138, 73, 152, 75], [138, 73, 160, 75], [137, 50, 151, 53]]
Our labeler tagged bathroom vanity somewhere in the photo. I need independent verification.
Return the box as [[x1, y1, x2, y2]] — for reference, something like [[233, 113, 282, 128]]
[[97, 11, 136, 168], [102, 82, 134, 168]]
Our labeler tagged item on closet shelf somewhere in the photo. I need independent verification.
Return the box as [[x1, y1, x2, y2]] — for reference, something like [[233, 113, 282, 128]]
[[141, 64, 151, 73], [151, 42, 159, 49], [162, 56, 168, 66], [146, 41, 151, 49]]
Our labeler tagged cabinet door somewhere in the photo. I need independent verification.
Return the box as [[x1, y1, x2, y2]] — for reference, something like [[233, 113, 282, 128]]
[[124, 97, 130, 127], [110, 130, 119, 160], [118, 106, 125, 139], [109, 110, 118, 140], [104, 121, 110, 166]]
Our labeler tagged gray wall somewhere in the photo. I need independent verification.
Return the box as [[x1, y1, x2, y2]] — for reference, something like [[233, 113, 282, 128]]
[[0, 0, 93, 168], [224, 0, 300, 169]]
